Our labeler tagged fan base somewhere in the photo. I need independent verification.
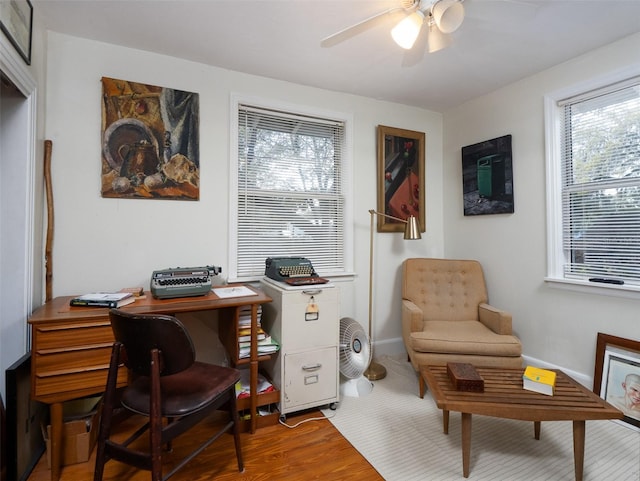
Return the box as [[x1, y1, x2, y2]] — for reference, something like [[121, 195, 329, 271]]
[[364, 361, 387, 381], [340, 376, 374, 397]]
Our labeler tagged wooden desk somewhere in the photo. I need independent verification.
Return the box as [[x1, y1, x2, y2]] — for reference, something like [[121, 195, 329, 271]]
[[28, 286, 272, 481], [420, 365, 623, 481]]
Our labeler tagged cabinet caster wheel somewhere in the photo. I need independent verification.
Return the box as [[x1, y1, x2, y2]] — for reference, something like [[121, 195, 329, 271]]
[[329, 402, 337, 411], [279, 414, 286, 423]]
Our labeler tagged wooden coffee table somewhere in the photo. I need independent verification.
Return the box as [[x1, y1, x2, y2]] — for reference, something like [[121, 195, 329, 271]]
[[420, 365, 623, 480]]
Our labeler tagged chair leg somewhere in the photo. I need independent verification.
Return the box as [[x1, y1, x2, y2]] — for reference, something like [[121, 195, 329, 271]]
[[94, 343, 122, 481], [150, 349, 163, 481], [230, 392, 244, 472]]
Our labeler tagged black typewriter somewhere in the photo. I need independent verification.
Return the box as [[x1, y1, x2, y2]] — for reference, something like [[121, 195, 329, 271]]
[[264, 257, 329, 286]]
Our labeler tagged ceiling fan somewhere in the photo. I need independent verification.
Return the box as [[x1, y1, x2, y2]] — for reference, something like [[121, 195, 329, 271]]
[[321, 0, 467, 54]]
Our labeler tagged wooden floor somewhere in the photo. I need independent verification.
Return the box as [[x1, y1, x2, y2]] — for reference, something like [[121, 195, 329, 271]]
[[27, 409, 383, 481]]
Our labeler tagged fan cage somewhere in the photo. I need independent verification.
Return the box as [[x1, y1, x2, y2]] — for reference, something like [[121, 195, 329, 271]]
[[339, 317, 372, 379]]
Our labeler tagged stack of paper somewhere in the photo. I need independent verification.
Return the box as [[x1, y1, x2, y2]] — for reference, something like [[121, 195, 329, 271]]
[[238, 336, 280, 359], [235, 304, 279, 358], [237, 305, 263, 330], [235, 370, 276, 398]]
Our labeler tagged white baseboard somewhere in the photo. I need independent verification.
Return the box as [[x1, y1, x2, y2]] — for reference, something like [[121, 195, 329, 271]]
[[371, 337, 407, 359], [372, 337, 593, 388]]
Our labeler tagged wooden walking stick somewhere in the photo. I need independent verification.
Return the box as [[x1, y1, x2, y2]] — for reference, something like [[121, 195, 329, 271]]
[[44, 140, 54, 302]]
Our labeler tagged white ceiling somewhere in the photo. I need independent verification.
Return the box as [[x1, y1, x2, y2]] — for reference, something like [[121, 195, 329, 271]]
[[33, 0, 640, 112]]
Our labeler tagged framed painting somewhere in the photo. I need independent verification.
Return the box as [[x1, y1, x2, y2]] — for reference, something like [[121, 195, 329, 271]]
[[593, 332, 640, 430], [376, 125, 425, 233], [0, 0, 33, 65], [461, 134, 514, 216], [101, 77, 200, 200]]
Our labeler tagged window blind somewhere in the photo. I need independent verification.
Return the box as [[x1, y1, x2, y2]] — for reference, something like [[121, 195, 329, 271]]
[[560, 78, 640, 284], [236, 103, 346, 279]]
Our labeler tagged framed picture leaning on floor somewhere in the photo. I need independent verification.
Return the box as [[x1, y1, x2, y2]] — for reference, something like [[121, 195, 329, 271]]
[[594, 332, 640, 430]]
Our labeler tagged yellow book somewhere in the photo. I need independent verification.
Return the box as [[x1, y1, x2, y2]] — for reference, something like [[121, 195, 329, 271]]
[[237, 326, 266, 342], [523, 366, 556, 396]]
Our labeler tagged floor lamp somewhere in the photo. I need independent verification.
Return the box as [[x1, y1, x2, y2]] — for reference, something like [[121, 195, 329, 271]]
[[365, 209, 421, 381]]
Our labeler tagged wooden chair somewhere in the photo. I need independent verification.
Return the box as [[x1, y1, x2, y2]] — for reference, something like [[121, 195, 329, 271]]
[[94, 309, 243, 481]]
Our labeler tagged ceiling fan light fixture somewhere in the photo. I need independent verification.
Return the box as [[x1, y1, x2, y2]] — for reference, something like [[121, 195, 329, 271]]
[[391, 10, 424, 50], [432, 0, 465, 34]]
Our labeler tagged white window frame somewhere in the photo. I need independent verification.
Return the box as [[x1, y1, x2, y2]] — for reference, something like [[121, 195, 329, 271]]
[[544, 66, 640, 299], [227, 94, 354, 283]]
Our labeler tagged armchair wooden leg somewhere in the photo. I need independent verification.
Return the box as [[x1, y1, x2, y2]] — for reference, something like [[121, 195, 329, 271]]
[[419, 374, 426, 399]]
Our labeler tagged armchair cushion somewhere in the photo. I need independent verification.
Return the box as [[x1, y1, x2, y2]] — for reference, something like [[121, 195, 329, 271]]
[[410, 320, 522, 357], [402, 258, 488, 322]]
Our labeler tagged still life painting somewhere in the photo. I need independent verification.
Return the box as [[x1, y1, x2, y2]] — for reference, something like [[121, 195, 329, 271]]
[[101, 77, 200, 200]]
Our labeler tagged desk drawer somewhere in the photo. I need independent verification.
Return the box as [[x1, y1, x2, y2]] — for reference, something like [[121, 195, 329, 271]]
[[31, 318, 126, 401], [33, 344, 114, 373], [34, 320, 114, 350], [34, 366, 127, 399]]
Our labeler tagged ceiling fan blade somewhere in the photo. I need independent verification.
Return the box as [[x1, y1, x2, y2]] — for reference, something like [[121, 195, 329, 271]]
[[427, 25, 452, 53], [321, 7, 406, 48]]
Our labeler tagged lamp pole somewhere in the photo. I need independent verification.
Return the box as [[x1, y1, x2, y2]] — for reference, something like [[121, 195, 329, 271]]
[[365, 209, 421, 381], [366, 210, 386, 380]]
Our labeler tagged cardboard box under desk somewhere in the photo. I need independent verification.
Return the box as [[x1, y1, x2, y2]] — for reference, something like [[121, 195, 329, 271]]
[[43, 396, 101, 468]]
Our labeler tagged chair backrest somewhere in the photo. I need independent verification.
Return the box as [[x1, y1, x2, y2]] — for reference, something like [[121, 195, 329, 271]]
[[109, 309, 196, 376], [402, 258, 488, 322]]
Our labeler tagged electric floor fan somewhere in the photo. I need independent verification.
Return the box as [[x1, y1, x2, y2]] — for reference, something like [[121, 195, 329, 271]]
[[339, 317, 374, 397]]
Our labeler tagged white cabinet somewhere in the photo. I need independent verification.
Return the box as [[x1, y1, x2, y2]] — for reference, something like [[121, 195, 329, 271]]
[[260, 278, 340, 417]]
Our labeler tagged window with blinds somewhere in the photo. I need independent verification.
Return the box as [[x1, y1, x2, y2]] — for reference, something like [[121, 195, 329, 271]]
[[234, 103, 347, 280], [559, 77, 640, 285]]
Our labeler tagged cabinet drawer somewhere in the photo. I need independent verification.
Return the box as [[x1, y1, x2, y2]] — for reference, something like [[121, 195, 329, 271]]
[[282, 347, 337, 412], [280, 289, 339, 349], [280, 286, 338, 308]]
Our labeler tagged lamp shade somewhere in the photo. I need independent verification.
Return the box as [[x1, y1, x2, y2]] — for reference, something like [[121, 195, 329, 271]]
[[432, 0, 465, 34], [391, 11, 424, 50], [403, 215, 422, 240]]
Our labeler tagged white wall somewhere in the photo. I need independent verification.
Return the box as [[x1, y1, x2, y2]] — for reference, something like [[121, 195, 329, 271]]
[[442, 32, 640, 381], [43, 32, 444, 354], [0, 10, 46, 400]]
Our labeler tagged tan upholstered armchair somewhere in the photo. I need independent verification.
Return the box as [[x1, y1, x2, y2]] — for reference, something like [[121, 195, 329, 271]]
[[402, 258, 523, 397]]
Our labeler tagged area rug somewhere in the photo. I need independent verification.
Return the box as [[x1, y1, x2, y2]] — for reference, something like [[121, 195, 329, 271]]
[[323, 356, 640, 481]]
